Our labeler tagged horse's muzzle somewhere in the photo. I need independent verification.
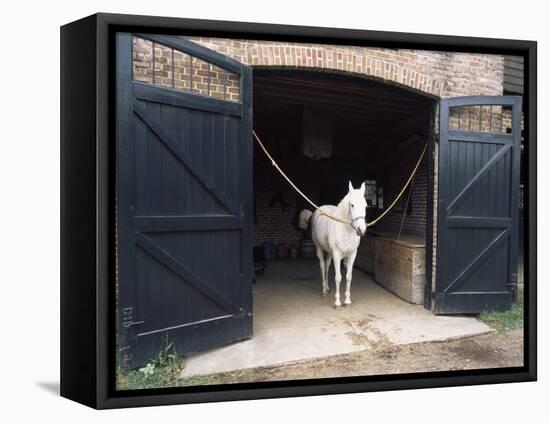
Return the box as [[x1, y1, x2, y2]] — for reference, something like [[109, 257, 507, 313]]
[[356, 228, 365, 237]]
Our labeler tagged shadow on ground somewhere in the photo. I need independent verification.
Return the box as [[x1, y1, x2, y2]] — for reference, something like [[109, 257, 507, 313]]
[[36, 381, 59, 396]]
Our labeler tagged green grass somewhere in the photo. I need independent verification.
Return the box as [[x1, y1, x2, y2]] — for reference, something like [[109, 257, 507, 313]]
[[116, 351, 185, 391], [479, 303, 524, 332], [116, 355, 256, 390], [116, 337, 187, 391], [116, 335, 255, 390], [117, 357, 185, 391]]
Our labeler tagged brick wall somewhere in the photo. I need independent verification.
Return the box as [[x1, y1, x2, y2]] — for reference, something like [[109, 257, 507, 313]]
[[253, 156, 303, 248], [187, 37, 505, 98], [253, 179, 303, 248], [134, 35, 506, 100], [502, 108, 524, 133], [374, 140, 429, 237]]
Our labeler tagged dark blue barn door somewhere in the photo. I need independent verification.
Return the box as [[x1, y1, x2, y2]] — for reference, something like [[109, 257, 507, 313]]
[[116, 33, 253, 368], [435, 96, 522, 314]]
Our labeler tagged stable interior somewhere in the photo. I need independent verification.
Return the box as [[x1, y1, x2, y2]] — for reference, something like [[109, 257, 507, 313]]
[[251, 69, 435, 306]]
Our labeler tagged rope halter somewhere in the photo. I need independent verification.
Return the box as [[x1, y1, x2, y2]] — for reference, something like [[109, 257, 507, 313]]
[[348, 202, 367, 237]]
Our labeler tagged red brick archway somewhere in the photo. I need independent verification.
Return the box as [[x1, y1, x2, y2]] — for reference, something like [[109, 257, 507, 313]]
[[187, 36, 505, 99]]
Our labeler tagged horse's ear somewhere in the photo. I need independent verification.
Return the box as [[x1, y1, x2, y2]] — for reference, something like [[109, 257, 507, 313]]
[[348, 180, 354, 192], [360, 182, 366, 195]]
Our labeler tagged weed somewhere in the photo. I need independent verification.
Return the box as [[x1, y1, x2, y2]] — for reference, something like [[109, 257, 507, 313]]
[[479, 303, 524, 332], [116, 336, 185, 391]]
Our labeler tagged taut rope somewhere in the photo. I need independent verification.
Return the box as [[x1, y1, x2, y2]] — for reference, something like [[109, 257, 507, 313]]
[[252, 130, 427, 228]]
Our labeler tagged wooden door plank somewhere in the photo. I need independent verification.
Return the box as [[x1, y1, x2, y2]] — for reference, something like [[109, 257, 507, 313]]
[[133, 102, 242, 217], [447, 143, 512, 214], [135, 233, 241, 315], [134, 215, 243, 232]]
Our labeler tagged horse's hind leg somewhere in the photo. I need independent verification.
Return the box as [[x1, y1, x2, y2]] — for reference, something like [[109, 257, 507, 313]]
[[324, 254, 332, 294], [316, 247, 328, 297]]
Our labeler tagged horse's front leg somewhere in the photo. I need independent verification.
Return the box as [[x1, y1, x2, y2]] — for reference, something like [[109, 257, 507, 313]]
[[332, 253, 343, 308], [344, 251, 357, 306]]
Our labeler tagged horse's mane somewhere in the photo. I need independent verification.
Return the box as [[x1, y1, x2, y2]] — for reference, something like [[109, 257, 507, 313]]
[[336, 192, 351, 214]]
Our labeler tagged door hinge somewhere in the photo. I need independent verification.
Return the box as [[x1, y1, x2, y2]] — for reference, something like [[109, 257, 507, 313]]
[[122, 306, 145, 328], [119, 307, 144, 369], [505, 274, 518, 294]]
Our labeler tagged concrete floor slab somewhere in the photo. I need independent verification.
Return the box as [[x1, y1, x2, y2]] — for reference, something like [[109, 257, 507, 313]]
[[181, 259, 492, 377]]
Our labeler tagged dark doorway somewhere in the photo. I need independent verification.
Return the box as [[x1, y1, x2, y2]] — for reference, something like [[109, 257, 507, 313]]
[[251, 69, 436, 306]]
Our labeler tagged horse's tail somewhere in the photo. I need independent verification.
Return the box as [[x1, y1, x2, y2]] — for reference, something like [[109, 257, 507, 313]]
[[298, 209, 313, 230]]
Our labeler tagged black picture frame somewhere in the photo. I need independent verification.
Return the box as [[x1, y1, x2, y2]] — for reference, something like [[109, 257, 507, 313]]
[[60, 12, 537, 409]]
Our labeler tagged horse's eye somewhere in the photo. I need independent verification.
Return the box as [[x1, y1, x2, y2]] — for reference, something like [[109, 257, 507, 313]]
[[351, 204, 354, 208]]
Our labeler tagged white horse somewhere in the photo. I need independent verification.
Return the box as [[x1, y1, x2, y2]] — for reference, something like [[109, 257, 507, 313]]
[[308, 181, 367, 308]]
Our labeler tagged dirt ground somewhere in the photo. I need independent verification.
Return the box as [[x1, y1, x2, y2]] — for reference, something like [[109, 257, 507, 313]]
[[181, 328, 523, 385]]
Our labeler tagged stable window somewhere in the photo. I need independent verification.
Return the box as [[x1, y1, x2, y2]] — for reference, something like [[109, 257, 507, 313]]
[[132, 35, 241, 102], [449, 104, 511, 134], [363, 179, 377, 208]]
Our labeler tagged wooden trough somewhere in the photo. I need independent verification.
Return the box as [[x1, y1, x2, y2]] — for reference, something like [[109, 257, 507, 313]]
[[356, 231, 426, 305]]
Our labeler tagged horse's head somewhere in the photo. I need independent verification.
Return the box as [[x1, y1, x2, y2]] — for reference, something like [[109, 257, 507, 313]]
[[347, 181, 368, 237]]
